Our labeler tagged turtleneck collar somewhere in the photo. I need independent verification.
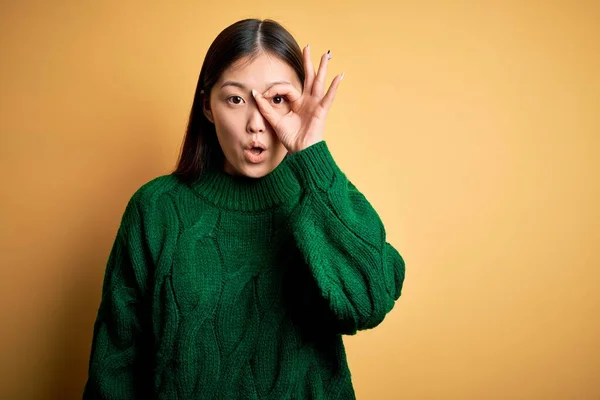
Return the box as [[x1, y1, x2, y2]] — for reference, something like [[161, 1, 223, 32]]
[[188, 156, 301, 212]]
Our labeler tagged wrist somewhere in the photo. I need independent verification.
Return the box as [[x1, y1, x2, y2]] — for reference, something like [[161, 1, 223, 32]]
[[285, 140, 342, 190]]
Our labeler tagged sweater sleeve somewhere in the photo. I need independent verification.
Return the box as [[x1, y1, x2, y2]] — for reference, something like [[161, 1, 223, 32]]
[[284, 140, 406, 336], [83, 194, 153, 399]]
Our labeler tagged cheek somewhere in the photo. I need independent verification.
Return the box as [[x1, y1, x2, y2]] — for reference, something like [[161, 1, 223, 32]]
[[214, 125, 241, 162], [269, 102, 292, 117], [213, 111, 244, 146], [271, 138, 289, 159]]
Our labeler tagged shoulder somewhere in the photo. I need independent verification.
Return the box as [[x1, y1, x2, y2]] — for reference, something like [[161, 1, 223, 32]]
[[132, 173, 180, 202], [124, 173, 186, 218], [118, 173, 189, 238]]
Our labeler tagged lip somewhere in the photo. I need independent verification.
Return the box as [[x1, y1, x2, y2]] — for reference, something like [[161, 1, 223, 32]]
[[243, 140, 268, 164], [244, 148, 267, 163], [245, 140, 267, 151]]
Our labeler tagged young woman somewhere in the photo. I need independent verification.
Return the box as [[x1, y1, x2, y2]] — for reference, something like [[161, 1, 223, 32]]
[[83, 18, 406, 400]]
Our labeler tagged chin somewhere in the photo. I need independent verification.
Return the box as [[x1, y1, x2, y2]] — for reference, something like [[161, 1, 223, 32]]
[[226, 150, 286, 178], [229, 162, 272, 179]]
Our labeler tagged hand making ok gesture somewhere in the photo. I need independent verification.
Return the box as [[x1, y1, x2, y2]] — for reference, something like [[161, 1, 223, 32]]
[[252, 45, 344, 154]]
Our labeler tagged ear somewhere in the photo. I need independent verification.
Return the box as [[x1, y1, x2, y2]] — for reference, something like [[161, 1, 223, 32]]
[[202, 91, 214, 124]]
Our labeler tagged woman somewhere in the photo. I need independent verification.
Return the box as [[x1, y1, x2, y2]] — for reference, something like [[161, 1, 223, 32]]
[[83, 18, 406, 400]]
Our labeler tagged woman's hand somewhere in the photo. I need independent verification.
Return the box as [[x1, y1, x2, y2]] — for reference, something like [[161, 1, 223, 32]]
[[252, 45, 344, 154]]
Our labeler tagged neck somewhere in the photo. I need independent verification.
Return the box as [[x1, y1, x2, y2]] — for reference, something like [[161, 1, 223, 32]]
[[187, 158, 301, 212]]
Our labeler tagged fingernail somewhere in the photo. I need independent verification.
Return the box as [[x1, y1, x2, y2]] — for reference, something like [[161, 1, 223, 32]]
[[341, 72, 345, 80], [251, 89, 257, 97], [327, 49, 331, 60]]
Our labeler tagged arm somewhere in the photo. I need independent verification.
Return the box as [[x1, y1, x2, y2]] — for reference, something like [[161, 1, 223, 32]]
[[82, 195, 153, 399], [285, 141, 406, 336]]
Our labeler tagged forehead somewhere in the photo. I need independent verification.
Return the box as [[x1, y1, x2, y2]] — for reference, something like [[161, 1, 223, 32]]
[[218, 52, 301, 89]]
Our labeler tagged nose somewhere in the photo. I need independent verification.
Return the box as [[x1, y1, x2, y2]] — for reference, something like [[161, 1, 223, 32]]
[[247, 106, 267, 134]]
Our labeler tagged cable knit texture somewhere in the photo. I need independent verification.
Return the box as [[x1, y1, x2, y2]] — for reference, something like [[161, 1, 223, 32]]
[[83, 140, 406, 400]]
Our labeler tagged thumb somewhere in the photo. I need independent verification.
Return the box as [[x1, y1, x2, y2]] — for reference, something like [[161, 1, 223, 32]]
[[252, 89, 279, 127]]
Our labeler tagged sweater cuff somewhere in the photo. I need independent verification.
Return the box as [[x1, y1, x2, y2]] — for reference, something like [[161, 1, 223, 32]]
[[285, 140, 343, 191]]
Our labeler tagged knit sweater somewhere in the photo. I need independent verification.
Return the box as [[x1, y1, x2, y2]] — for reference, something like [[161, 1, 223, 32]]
[[82, 140, 406, 400]]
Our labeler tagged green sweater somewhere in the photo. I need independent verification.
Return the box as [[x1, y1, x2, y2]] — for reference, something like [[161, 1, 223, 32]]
[[83, 141, 406, 400]]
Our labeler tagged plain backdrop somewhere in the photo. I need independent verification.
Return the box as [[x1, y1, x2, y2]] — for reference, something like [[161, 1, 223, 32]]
[[0, 1, 598, 399]]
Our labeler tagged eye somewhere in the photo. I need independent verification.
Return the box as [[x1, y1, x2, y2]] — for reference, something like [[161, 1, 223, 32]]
[[227, 96, 245, 105], [272, 95, 286, 105]]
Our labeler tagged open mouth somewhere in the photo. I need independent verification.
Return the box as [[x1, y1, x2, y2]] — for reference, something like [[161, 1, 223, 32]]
[[244, 140, 267, 163]]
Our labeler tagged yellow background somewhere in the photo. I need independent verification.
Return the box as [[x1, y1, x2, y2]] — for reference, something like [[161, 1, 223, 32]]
[[1, 1, 598, 399]]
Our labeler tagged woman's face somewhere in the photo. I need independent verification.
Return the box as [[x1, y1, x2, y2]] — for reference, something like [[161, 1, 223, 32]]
[[203, 52, 303, 178]]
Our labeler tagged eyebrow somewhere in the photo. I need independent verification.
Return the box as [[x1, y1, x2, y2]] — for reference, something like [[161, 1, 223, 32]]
[[219, 80, 291, 91]]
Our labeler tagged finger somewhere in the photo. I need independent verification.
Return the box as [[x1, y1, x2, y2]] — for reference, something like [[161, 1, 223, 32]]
[[312, 50, 331, 98], [252, 89, 281, 128], [262, 83, 302, 104], [321, 72, 344, 113], [303, 44, 316, 95]]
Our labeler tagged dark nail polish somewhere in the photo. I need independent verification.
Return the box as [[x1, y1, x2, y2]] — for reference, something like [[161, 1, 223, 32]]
[[327, 49, 331, 60]]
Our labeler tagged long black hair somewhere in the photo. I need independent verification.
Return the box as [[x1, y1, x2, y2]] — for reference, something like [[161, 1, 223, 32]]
[[172, 18, 305, 183]]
